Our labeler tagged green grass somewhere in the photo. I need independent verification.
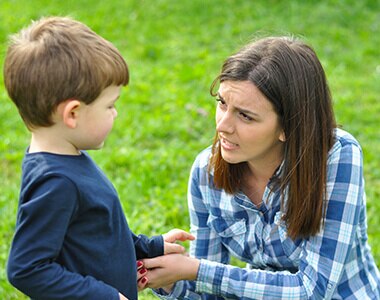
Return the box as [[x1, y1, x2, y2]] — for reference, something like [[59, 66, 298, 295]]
[[1, 0, 379, 299]]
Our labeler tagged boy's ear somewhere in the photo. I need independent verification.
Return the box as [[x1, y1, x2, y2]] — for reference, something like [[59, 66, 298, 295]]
[[57, 100, 82, 129]]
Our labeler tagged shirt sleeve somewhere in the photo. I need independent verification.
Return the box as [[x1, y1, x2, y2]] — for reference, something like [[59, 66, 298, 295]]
[[164, 141, 365, 299], [133, 233, 164, 259], [7, 175, 119, 300]]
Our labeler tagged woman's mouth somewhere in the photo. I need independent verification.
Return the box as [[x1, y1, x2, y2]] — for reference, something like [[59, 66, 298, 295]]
[[220, 137, 239, 150]]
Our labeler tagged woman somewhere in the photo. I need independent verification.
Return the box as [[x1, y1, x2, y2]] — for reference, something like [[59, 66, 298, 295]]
[[142, 36, 380, 299]]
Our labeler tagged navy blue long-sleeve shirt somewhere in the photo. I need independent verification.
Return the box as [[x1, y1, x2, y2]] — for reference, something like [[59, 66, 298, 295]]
[[7, 151, 163, 300]]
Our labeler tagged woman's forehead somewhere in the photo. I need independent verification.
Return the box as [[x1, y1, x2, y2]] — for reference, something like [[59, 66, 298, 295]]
[[218, 80, 274, 112]]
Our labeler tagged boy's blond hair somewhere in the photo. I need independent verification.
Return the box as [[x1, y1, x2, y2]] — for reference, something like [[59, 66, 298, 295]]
[[4, 16, 129, 129]]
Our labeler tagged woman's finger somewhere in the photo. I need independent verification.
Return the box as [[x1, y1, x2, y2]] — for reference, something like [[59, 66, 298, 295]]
[[137, 276, 148, 291], [141, 256, 164, 270]]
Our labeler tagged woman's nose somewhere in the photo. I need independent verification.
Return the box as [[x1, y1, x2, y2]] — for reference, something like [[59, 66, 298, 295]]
[[216, 111, 234, 134]]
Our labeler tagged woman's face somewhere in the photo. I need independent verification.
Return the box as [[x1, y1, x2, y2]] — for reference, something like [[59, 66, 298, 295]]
[[215, 80, 285, 169]]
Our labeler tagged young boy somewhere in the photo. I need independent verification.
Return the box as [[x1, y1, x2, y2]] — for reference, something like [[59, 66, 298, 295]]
[[4, 16, 193, 300]]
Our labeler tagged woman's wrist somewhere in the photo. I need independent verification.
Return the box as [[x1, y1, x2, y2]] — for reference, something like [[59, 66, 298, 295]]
[[184, 256, 200, 281]]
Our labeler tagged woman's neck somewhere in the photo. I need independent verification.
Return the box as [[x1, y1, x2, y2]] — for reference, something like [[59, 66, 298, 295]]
[[243, 158, 282, 206]]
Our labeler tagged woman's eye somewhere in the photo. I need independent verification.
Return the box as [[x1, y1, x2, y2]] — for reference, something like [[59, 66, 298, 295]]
[[239, 112, 253, 121]]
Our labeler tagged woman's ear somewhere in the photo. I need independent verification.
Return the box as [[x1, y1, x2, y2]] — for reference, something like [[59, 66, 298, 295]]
[[57, 100, 82, 129], [279, 130, 286, 142]]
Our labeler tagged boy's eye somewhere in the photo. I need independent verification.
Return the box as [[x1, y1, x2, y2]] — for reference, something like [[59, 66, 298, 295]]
[[216, 97, 226, 106]]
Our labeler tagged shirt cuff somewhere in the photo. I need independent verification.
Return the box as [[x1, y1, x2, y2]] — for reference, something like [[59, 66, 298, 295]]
[[152, 280, 186, 299], [148, 235, 164, 257], [196, 259, 225, 296], [134, 234, 164, 259]]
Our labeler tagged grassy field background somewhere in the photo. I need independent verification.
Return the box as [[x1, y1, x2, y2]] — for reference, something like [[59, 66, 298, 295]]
[[0, 0, 379, 299]]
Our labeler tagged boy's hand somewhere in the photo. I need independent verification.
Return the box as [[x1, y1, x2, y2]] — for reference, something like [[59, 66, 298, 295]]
[[162, 229, 195, 255]]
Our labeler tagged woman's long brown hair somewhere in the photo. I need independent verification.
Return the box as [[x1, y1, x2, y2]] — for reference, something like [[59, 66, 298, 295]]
[[209, 37, 336, 239]]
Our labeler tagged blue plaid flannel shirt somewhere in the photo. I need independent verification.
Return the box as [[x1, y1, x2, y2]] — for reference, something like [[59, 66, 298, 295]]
[[156, 128, 380, 299]]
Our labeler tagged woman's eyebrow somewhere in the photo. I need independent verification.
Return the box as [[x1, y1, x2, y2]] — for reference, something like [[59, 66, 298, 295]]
[[238, 107, 258, 117], [217, 92, 259, 117]]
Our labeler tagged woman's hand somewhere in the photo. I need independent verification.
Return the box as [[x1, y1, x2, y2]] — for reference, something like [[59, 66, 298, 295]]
[[137, 230, 195, 292], [136, 260, 148, 291], [142, 253, 200, 290]]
